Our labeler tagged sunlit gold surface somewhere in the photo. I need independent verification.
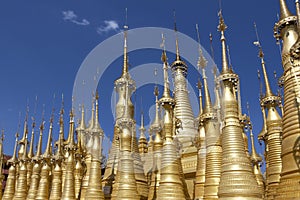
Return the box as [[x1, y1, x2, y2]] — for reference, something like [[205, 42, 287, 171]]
[[274, 1, 300, 199], [2, 2, 300, 198], [217, 11, 262, 200]]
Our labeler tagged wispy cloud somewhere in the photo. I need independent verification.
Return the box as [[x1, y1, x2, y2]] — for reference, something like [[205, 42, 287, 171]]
[[97, 20, 120, 34], [62, 10, 90, 26]]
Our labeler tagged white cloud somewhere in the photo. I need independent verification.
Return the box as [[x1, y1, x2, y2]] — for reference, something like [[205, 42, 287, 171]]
[[97, 20, 120, 34], [62, 10, 90, 26]]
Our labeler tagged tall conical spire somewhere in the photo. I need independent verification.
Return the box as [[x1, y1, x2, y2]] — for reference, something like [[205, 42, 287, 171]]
[[150, 86, 161, 130], [173, 11, 181, 61], [218, 10, 230, 74], [138, 111, 147, 155], [42, 111, 54, 159], [94, 91, 103, 132], [254, 23, 274, 98], [275, 0, 300, 198], [34, 120, 44, 160], [196, 24, 212, 113], [67, 110, 75, 148], [122, 8, 129, 77], [28, 120, 35, 159], [161, 33, 172, 100], [279, 0, 293, 20], [18, 106, 29, 158], [250, 129, 262, 165], [171, 11, 188, 76], [197, 80, 203, 118], [79, 104, 86, 130], [87, 97, 95, 132], [248, 119, 265, 198], [8, 132, 19, 165], [259, 49, 274, 97], [217, 8, 262, 200]]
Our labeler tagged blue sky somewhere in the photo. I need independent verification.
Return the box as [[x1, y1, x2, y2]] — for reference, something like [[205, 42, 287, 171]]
[[0, 0, 290, 163]]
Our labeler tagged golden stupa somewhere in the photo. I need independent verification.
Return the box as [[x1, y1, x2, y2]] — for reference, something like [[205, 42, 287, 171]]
[[0, 1, 300, 199]]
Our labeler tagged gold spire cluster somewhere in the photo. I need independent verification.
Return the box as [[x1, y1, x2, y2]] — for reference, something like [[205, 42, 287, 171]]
[[1, 1, 300, 199]]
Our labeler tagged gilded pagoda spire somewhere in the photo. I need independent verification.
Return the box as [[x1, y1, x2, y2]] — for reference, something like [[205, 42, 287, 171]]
[[218, 11, 229, 74], [161, 34, 171, 100], [169, 15, 198, 196], [148, 86, 163, 200], [217, 10, 262, 199], [79, 101, 93, 200], [197, 80, 203, 118], [273, 2, 298, 195], [107, 13, 148, 199], [85, 93, 105, 199], [76, 104, 86, 156], [157, 35, 186, 199], [34, 114, 45, 161], [50, 106, 65, 200], [36, 111, 54, 200], [253, 23, 284, 199], [2, 132, 18, 200], [28, 120, 35, 159], [149, 85, 162, 150], [279, 0, 293, 19], [79, 104, 86, 130], [94, 91, 103, 133], [122, 8, 129, 77], [195, 27, 222, 200], [42, 110, 54, 159], [18, 106, 29, 159], [14, 126, 28, 200], [103, 13, 137, 196], [61, 110, 76, 200], [148, 86, 161, 155], [113, 81, 139, 200], [74, 104, 86, 199], [276, 0, 300, 184], [194, 25, 207, 199], [138, 112, 148, 155], [26, 116, 36, 189], [27, 118, 45, 200], [249, 127, 265, 198]]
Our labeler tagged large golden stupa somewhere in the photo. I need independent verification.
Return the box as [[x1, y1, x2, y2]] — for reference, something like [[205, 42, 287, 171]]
[[0, 0, 300, 199]]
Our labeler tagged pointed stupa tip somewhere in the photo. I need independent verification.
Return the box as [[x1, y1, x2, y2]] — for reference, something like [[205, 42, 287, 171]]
[[79, 104, 86, 130], [94, 91, 103, 133], [21, 130, 28, 161], [196, 25, 212, 114], [122, 9, 129, 77], [218, 10, 230, 74], [20, 107, 29, 143], [139, 112, 146, 139], [161, 36, 172, 100], [161, 33, 168, 64], [250, 129, 262, 163], [66, 109, 75, 147], [279, 0, 293, 20], [28, 122, 35, 159], [43, 116, 54, 158], [258, 47, 274, 98], [8, 132, 19, 164], [88, 96, 95, 130], [173, 10, 181, 61], [197, 79, 203, 117], [150, 86, 161, 131]]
